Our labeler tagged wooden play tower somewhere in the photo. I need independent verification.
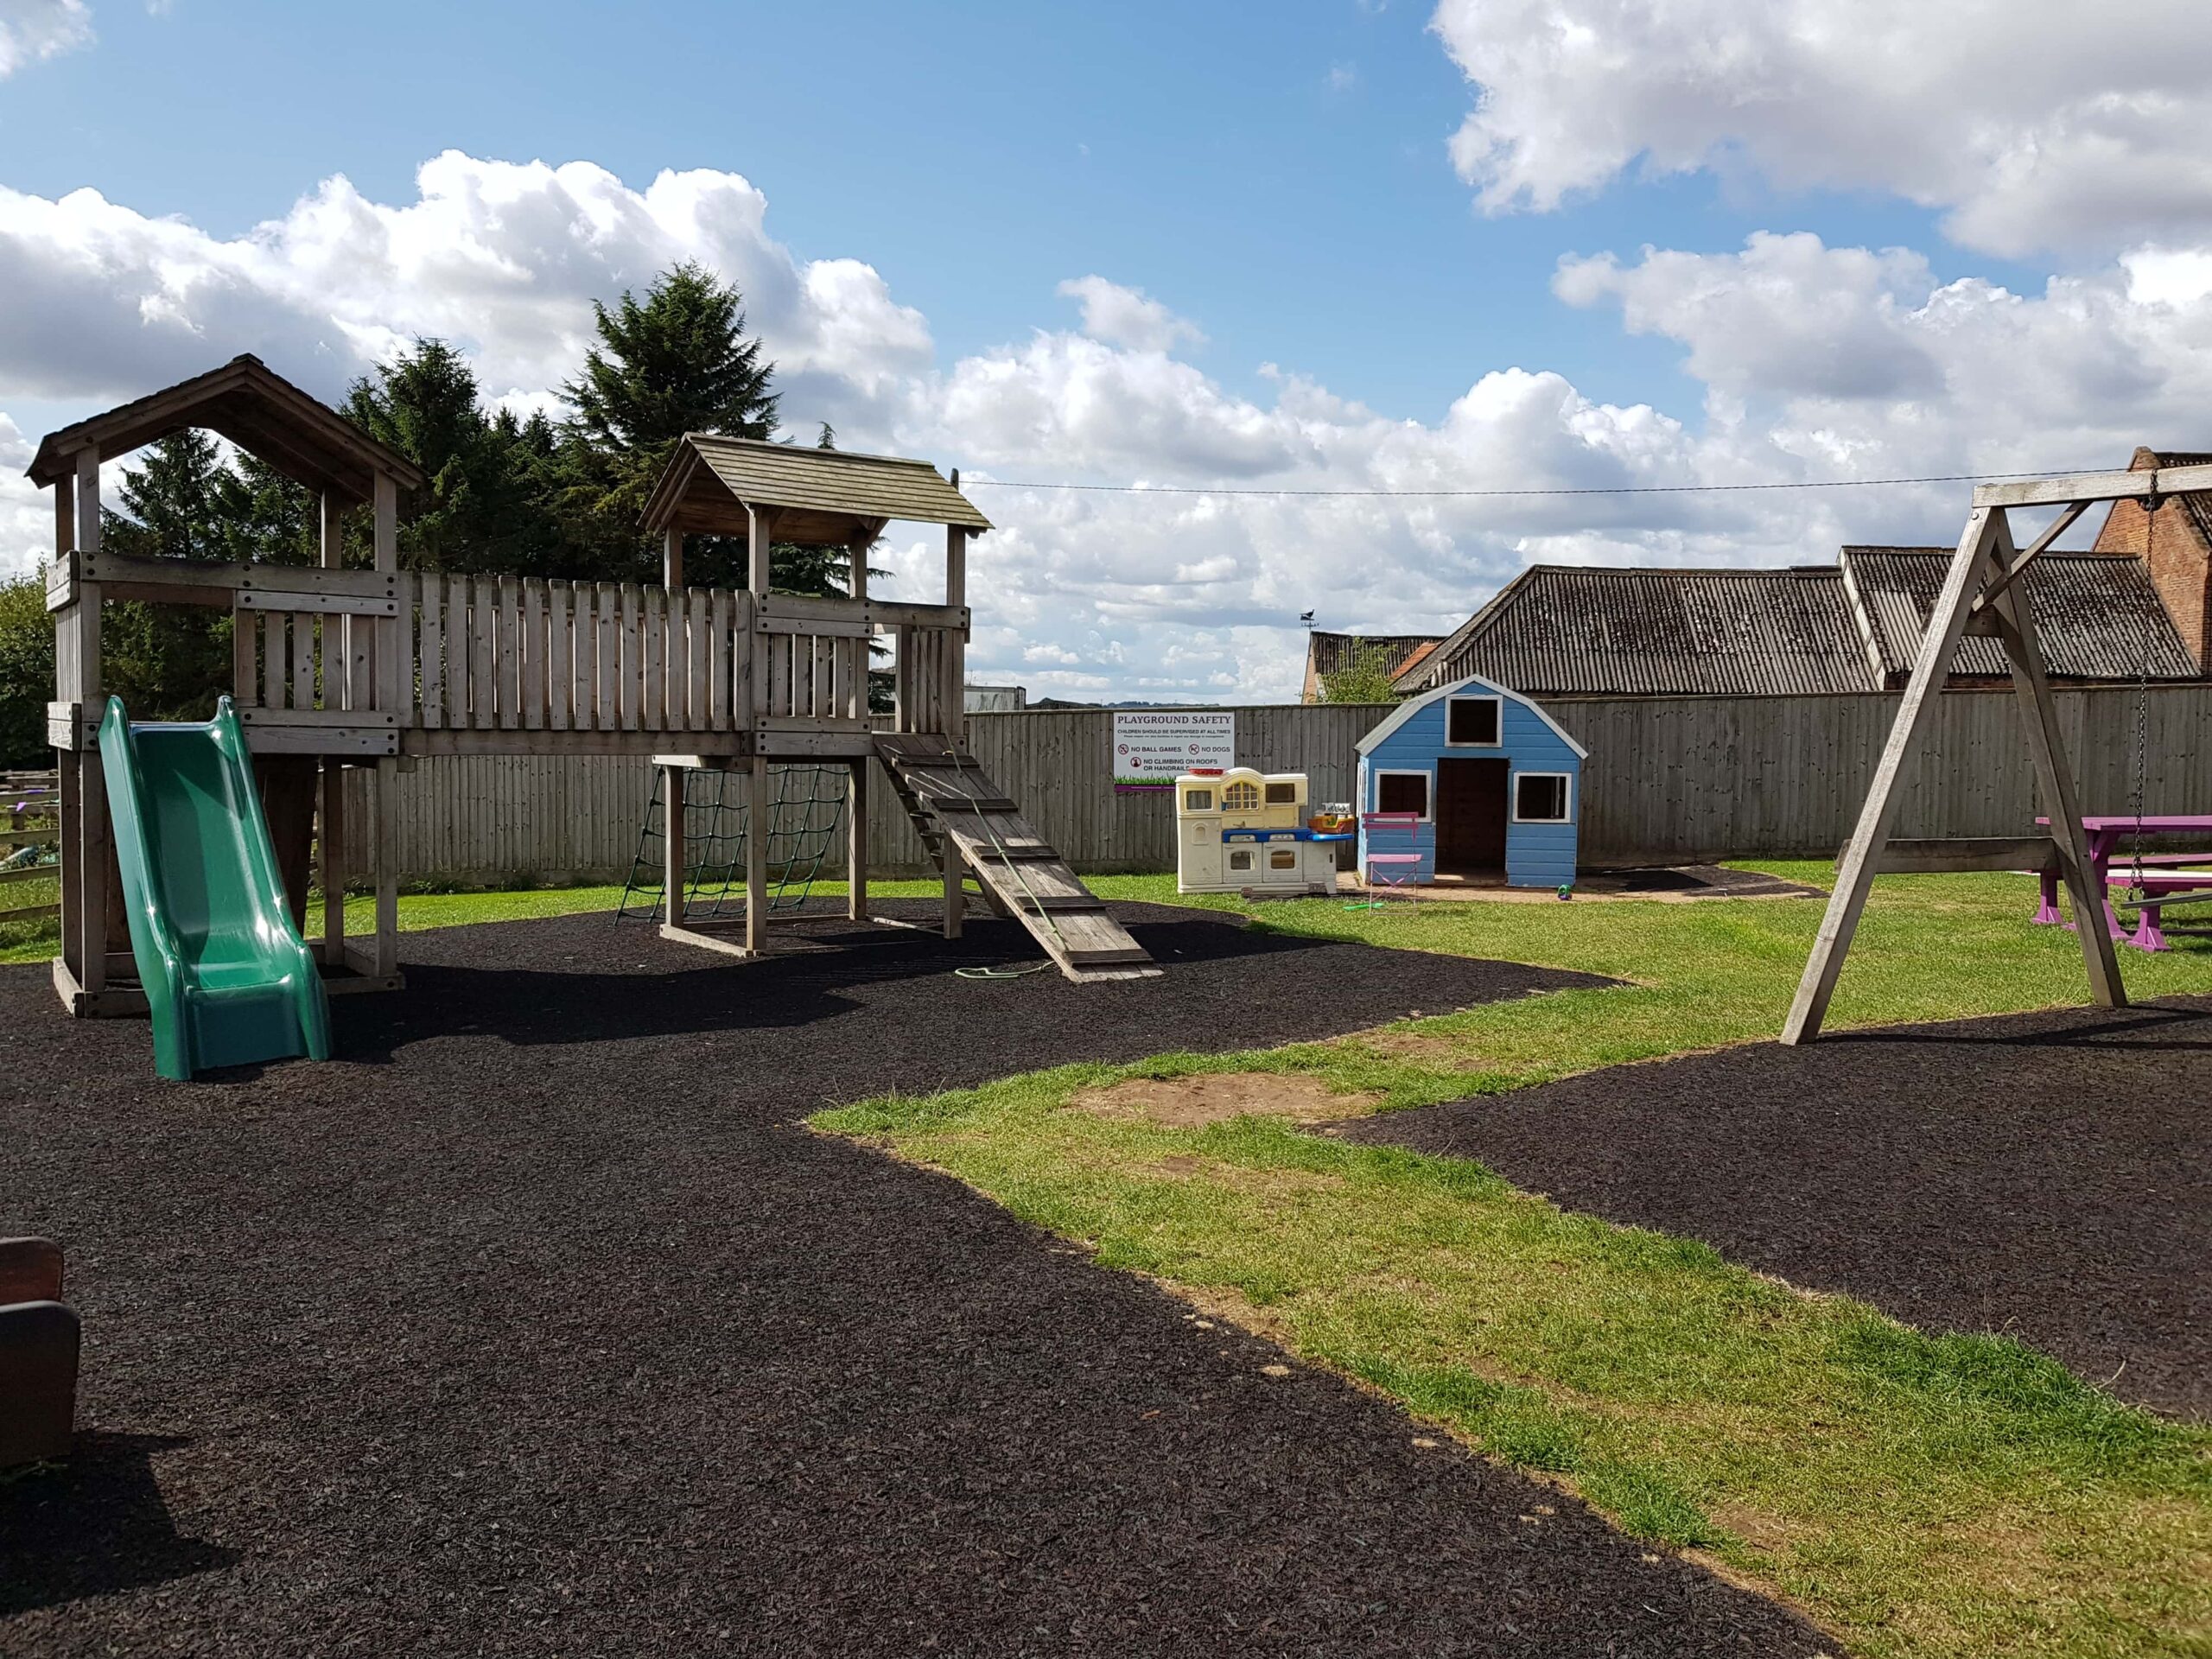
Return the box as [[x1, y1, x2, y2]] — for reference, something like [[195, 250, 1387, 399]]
[[36, 356, 1154, 1020]]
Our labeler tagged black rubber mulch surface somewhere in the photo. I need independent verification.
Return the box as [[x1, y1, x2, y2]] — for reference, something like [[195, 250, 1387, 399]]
[[0, 904, 1833, 1657], [1344, 997, 2212, 1420]]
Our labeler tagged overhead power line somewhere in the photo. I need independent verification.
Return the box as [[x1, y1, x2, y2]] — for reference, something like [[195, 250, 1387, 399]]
[[960, 469, 2084, 499]]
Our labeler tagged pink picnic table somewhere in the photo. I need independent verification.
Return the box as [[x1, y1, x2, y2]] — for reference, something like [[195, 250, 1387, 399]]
[[2032, 815, 2212, 950]]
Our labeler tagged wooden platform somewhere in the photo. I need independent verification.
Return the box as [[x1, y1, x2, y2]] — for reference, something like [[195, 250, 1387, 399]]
[[873, 734, 1160, 982]]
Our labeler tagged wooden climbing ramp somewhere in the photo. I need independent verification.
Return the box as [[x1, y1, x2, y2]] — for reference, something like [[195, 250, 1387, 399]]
[[874, 734, 1160, 982]]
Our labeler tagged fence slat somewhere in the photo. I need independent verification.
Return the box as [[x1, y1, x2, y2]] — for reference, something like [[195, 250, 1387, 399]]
[[523, 579, 545, 730], [420, 581, 443, 726]]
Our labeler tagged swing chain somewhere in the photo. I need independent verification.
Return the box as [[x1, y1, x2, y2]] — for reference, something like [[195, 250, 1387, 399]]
[[2128, 490, 2158, 892]]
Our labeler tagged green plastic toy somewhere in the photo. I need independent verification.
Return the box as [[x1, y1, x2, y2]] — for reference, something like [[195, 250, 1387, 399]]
[[99, 696, 331, 1081]]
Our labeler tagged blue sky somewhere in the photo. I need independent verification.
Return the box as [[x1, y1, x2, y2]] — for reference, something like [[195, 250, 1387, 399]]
[[3, 1, 2209, 699]]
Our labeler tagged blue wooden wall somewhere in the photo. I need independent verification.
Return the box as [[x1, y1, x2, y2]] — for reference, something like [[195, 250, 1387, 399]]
[[1357, 687, 1581, 887]]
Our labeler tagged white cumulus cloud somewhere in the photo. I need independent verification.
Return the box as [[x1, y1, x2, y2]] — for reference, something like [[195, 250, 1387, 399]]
[[1431, 0, 2212, 258], [7, 149, 2212, 701], [1055, 276, 1205, 353], [0, 0, 91, 78]]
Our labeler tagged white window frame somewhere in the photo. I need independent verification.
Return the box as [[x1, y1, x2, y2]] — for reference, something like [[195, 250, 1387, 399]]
[[1510, 771, 1574, 824], [1372, 768, 1433, 822], [1445, 694, 1503, 748]]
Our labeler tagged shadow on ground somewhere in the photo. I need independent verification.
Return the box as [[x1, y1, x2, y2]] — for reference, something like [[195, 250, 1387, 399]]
[[0, 1434, 237, 1616]]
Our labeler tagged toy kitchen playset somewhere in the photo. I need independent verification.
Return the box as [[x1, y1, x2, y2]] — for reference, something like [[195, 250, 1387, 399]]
[[1173, 767, 1353, 895]]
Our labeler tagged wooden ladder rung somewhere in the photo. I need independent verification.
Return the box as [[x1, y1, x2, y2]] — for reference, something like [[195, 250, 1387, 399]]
[[1063, 947, 1155, 965], [1010, 897, 1107, 914]]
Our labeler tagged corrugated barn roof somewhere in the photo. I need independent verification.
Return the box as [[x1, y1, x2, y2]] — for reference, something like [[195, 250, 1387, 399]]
[[1840, 547, 2200, 683], [1409, 565, 1881, 696]]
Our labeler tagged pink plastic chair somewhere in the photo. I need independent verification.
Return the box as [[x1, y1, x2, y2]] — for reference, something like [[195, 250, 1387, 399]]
[[1358, 811, 1423, 906]]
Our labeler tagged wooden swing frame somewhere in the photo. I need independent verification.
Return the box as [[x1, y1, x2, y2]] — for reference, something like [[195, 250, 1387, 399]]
[[1783, 460, 2212, 1044]]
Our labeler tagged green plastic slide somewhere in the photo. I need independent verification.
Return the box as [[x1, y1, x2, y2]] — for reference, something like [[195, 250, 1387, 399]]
[[99, 696, 332, 1081]]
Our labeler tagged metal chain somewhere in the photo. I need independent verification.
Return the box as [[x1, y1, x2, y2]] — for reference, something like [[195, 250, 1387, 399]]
[[2130, 491, 2158, 890]]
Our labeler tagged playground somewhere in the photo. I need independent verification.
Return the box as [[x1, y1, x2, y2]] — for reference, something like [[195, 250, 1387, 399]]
[[5, 363, 2212, 1657]]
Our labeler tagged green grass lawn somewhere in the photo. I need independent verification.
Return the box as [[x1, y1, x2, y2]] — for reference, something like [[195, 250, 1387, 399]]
[[818, 868, 2212, 1659]]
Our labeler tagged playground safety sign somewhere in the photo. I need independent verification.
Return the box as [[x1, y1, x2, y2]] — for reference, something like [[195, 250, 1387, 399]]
[[1112, 709, 1235, 791]]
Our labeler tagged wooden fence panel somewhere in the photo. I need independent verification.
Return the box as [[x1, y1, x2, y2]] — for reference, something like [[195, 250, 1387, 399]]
[[346, 687, 2212, 885]]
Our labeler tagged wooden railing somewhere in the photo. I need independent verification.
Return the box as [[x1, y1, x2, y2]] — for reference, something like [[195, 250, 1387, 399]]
[[51, 551, 966, 759]]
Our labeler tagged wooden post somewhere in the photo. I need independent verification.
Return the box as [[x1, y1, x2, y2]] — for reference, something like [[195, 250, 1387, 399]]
[[746, 754, 769, 954], [662, 764, 686, 928], [372, 756, 398, 976], [848, 758, 869, 921], [849, 526, 871, 605], [371, 475, 397, 719], [1981, 512, 2125, 1007], [1783, 506, 2002, 1043], [747, 505, 772, 596], [321, 760, 346, 963], [664, 526, 684, 593], [52, 469, 79, 983], [322, 493, 347, 710], [71, 447, 107, 999], [944, 489, 967, 748]]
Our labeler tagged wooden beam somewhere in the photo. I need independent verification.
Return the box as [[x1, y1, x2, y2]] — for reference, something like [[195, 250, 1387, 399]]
[[372, 756, 398, 977], [662, 764, 686, 929], [747, 505, 776, 595], [321, 760, 346, 962], [1861, 836, 2060, 874], [372, 474, 397, 574], [73, 448, 100, 556], [1972, 461, 2212, 509], [1783, 506, 2002, 1044], [746, 755, 769, 955], [848, 757, 869, 922], [1970, 500, 2088, 615], [320, 493, 346, 569], [663, 526, 684, 593], [1981, 512, 2125, 1008]]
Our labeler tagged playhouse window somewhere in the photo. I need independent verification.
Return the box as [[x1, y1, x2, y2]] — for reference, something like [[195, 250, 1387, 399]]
[[1375, 771, 1430, 819], [1183, 788, 1214, 811], [1223, 780, 1261, 810], [1229, 848, 1255, 872], [1446, 696, 1502, 747], [1264, 782, 1296, 805], [1268, 847, 1297, 870], [1514, 772, 1572, 823]]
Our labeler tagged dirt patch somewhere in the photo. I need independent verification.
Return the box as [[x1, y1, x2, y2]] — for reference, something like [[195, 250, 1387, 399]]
[[1712, 1503, 1802, 1555], [1162, 1279, 1299, 1344], [1073, 1071, 1382, 1128]]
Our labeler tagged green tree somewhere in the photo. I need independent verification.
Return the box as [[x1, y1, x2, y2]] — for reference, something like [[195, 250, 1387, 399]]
[[1317, 641, 1409, 705], [210, 452, 317, 567], [0, 574, 54, 769], [556, 262, 779, 582], [99, 430, 244, 721], [345, 339, 557, 574]]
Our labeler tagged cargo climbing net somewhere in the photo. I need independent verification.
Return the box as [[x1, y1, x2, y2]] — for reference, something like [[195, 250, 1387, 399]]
[[619, 764, 849, 923]]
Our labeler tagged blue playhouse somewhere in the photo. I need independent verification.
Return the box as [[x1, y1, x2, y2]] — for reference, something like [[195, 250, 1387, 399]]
[[1355, 673, 1586, 889]]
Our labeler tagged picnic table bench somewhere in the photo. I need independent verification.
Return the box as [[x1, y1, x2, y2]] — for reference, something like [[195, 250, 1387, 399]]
[[2033, 816, 2212, 951]]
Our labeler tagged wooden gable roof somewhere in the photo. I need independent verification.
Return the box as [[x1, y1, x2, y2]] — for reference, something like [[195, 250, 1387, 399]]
[[27, 355, 424, 505], [642, 434, 991, 545]]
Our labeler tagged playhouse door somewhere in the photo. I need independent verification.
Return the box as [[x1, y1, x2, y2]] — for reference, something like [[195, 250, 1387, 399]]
[[1435, 758, 1509, 875]]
